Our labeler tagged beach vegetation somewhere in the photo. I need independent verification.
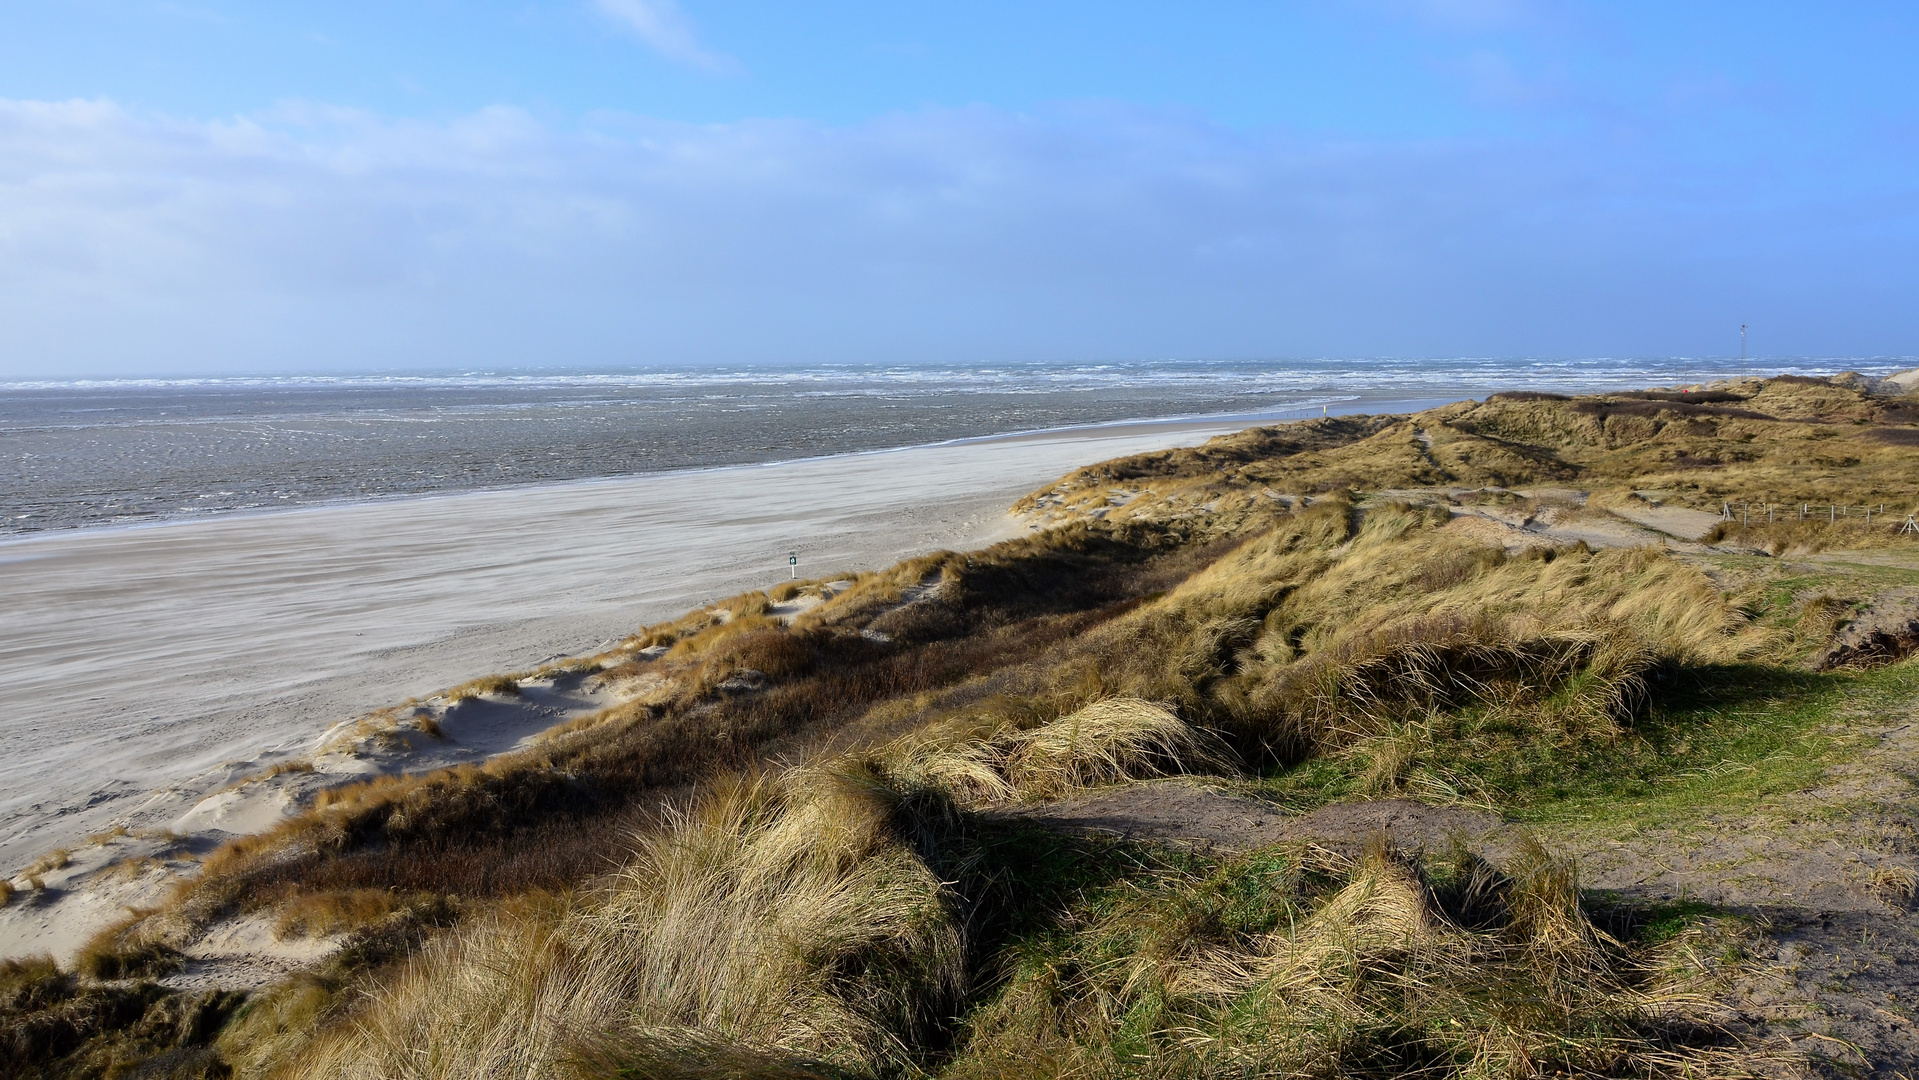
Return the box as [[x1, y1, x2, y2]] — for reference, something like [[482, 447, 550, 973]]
[[73, 915, 184, 980], [446, 674, 522, 701], [16, 373, 1919, 1076], [19, 849, 71, 881], [2, 951, 243, 1078]]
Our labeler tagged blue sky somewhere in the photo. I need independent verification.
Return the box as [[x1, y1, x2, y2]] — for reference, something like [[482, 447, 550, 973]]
[[0, 1, 1914, 376]]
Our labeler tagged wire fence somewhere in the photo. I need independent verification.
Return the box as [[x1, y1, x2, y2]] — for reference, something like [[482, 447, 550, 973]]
[[1718, 502, 1919, 533]]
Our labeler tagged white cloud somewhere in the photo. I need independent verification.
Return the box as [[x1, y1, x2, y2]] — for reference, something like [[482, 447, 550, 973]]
[[591, 0, 736, 72], [0, 97, 1910, 377]]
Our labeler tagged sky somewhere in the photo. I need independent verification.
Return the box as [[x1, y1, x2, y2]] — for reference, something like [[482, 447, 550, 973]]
[[0, 2, 1915, 377]]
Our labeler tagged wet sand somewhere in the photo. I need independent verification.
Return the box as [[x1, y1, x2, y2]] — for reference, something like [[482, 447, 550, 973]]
[[0, 414, 1357, 873]]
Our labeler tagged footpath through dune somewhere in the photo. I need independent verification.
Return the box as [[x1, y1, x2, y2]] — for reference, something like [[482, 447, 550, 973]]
[[1007, 780, 1508, 856]]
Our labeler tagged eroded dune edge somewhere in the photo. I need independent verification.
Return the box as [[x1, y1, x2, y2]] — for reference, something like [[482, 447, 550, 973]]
[[9, 372, 1919, 1078]]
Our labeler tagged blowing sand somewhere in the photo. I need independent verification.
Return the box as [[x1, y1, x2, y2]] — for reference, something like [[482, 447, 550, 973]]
[[0, 415, 1347, 902]]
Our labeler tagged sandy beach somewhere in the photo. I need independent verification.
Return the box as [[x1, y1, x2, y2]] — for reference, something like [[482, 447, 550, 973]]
[[0, 412, 1384, 891]]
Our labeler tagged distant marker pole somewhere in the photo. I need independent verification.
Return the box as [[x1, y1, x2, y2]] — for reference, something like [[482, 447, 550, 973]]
[[1740, 324, 1748, 362], [789, 551, 798, 580]]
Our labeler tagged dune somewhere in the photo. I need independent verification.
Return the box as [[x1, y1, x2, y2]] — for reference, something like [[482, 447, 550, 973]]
[[0, 412, 1391, 892]]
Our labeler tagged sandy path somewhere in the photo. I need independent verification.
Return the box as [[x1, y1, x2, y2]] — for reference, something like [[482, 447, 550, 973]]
[[0, 415, 1353, 874]]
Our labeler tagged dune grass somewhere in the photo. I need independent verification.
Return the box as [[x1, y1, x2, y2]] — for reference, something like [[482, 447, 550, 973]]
[[944, 836, 1758, 1080], [2, 954, 245, 1079], [445, 673, 522, 701], [274, 753, 1766, 1080], [274, 765, 973, 1079], [19, 374, 1919, 1077], [1027, 375, 1919, 548], [887, 697, 1234, 807]]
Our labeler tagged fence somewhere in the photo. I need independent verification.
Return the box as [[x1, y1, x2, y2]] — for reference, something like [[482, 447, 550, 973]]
[[1718, 502, 1919, 533]]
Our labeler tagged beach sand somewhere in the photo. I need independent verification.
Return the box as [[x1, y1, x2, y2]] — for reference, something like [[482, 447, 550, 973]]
[[0, 416, 1312, 894]]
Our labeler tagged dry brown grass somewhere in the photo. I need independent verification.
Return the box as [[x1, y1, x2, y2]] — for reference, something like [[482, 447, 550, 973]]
[[14, 849, 71, 887], [72, 914, 184, 980], [446, 674, 522, 701], [258, 654, 1780, 1078], [1028, 375, 1919, 543], [225, 759, 318, 792], [970, 496, 1773, 775], [84, 826, 131, 847], [946, 837, 1761, 1080], [278, 767, 969, 1079], [2, 954, 243, 1076], [41, 374, 1906, 1076], [136, 516, 1222, 949], [1870, 863, 1919, 906], [1703, 513, 1917, 555], [886, 697, 1233, 806], [530, 655, 608, 679], [272, 889, 411, 940], [1247, 618, 1658, 754]]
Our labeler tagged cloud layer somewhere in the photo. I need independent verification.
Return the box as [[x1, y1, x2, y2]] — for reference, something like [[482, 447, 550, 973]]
[[592, 0, 735, 72], [0, 96, 1912, 376]]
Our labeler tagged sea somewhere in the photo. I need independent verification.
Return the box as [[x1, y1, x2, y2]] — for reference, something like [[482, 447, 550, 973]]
[[3, 356, 1907, 537]]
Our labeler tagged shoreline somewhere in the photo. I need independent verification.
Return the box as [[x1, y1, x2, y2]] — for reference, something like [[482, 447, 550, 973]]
[[1, 404, 1457, 891], [0, 393, 1442, 548]]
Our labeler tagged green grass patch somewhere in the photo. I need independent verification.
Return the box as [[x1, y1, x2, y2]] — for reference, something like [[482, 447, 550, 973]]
[[1514, 660, 1919, 827], [1248, 659, 1919, 830], [1588, 894, 1728, 946]]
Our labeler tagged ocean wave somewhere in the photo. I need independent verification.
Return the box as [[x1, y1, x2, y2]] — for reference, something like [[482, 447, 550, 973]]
[[6, 355, 1910, 396]]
